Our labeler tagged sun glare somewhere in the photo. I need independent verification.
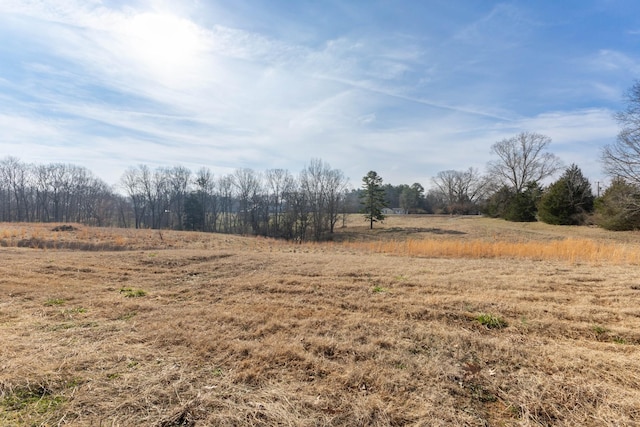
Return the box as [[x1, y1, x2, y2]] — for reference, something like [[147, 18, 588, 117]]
[[125, 12, 204, 86]]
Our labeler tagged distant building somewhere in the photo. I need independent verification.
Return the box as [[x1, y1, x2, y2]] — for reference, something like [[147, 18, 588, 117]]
[[382, 207, 407, 215]]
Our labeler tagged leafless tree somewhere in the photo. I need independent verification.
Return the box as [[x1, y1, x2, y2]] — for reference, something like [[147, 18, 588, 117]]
[[265, 168, 295, 237], [300, 159, 347, 240], [232, 168, 262, 235], [194, 167, 217, 232], [119, 165, 169, 229], [217, 174, 235, 233], [167, 166, 192, 229], [120, 167, 146, 229], [0, 156, 31, 222], [488, 132, 562, 193], [431, 168, 487, 214], [602, 81, 640, 185]]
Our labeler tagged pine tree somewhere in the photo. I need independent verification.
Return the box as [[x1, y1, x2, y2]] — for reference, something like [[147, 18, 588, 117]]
[[538, 164, 594, 225], [360, 171, 388, 229]]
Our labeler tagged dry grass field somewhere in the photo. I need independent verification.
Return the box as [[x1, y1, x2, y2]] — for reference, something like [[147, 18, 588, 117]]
[[1, 216, 640, 426]]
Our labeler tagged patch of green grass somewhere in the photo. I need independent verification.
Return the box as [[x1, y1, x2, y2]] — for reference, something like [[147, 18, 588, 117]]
[[1, 386, 65, 415], [118, 311, 137, 320], [47, 322, 76, 331], [469, 383, 497, 402], [62, 307, 87, 315], [372, 285, 388, 293], [44, 298, 65, 306], [613, 336, 627, 345], [592, 325, 608, 335], [475, 313, 508, 329], [47, 321, 98, 332], [119, 287, 147, 298]]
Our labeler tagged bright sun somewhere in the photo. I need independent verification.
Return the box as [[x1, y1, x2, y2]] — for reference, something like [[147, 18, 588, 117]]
[[125, 12, 204, 86]]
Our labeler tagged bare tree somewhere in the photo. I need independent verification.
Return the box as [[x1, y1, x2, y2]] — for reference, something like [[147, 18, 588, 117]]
[[431, 168, 487, 214], [602, 81, 640, 184], [33, 164, 53, 222], [119, 165, 169, 229], [265, 168, 295, 237], [300, 159, 328, 240], [167, 166, 192, 229], [217, 174, 235, 233], [194, 167, 217, 232], [488, 132, 562, 193], [299, 159, 347, 240], [0, 156, 31, 222], [282, 182, 310, 241], [232, 168, 261, 235], [120, 167, 146, 229], [325, 168, 348, 234]]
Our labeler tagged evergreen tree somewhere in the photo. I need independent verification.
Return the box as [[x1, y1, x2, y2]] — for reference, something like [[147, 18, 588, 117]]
[[503, 181, 542, 222], [482, 186, 514, 218], [483, 182, 542, 221], [360, 171, 388, 229], [538, 164, 594, 225], [183, 192, 205, 231]]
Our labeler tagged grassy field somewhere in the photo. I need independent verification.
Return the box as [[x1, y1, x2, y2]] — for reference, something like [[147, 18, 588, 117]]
[[1, 216, 640, 426]]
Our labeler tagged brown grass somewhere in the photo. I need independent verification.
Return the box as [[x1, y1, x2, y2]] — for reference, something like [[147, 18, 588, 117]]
[[339, 237, 640, 264], [1, 217, 640, 426]]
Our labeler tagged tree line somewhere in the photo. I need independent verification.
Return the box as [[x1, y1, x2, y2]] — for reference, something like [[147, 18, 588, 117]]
[[361, 79, 640, 231], [0, 158, 352, 241], [0, 158, 119, 226], [3, 80, 640, 234]]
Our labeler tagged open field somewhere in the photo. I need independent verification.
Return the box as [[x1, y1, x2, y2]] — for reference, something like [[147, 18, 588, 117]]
[[1, 216, 640, 426]]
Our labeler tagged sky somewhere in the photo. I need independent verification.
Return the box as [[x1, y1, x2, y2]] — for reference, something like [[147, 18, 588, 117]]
[[1, 0, 639, 190]]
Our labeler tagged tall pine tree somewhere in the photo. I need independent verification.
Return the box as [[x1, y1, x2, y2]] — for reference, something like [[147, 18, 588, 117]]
[[360, 171, 388, 229]]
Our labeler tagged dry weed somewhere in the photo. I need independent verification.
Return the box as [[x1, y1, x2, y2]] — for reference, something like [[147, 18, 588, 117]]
[[339, 237, 640, 264], [1, 218, 640, 425]]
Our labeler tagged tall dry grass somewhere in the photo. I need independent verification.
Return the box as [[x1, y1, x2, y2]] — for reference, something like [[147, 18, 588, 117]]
[[338, 237, 640, 264]]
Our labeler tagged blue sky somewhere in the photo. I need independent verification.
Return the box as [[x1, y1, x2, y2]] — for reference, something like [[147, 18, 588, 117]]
[[1, 0, 639, 189]]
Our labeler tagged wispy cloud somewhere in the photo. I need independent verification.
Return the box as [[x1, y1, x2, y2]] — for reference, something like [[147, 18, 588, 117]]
[[589, 49, 640, 73], [0, 0, 632, 188]]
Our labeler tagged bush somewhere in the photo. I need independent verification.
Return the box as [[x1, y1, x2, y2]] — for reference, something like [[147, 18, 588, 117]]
[[475, 313, 508, 329], [504, 190, 538, 222], [595, 178, 640, 230], [483, 182, 541, 222]]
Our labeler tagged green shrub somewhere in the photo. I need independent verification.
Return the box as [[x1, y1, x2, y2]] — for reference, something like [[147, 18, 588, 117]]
[[475, 313, 508, 329], [594, 178, 640, 230], [119, 287, 146, 298]]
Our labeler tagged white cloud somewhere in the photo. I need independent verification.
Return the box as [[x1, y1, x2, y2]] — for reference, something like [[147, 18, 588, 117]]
[[0, 1, 632, 190], [453, 3, 535, 49], [588, 50, 640, 73], [514, 109, 617, 144]]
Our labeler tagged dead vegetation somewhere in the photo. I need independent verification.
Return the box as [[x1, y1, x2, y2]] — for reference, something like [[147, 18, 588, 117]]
[[1, 216, 640, 426]]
